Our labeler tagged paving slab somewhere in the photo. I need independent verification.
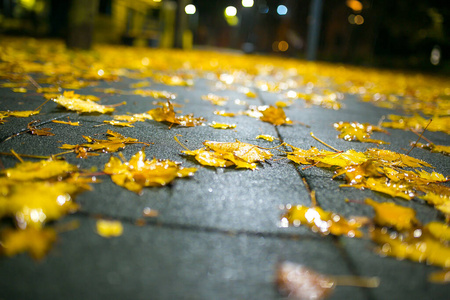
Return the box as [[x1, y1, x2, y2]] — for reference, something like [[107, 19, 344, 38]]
[[0, 216, 367, 300]]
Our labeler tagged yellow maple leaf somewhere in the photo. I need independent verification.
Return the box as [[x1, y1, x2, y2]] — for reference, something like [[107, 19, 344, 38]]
[[3, 159, 77, 181], [333, 121, 389, 144], [96, 220, 123, 237], [280, 204, 363, 237], [12, 87, 27, 93], [0, 180, 81, 228], [178, 139, 272, 170], [204, 140, 273, 163], [425, 222, 450, 242], [365, 148, 432, 168], [259, 105, 292, 126], [0, 227, 56, 260], [5, 110, 40, 118], [209, 122, 236, 129], [104, 150, 197, 194], [133, 89, 176, 99], [213, 110, 235, 117], [352, 177, 414, 200], [52, 120, 80, 126], [428, 269, 450, 283], [60, 130, 147, 158], [365, 198, 419, 230], [147, 101, 205, 127], [103, 120, 135, 127], [414, 142, 450, 156], [256, 135, 276, 142], [371, 227, 450, 268], [113, 113, 153, 122], [421, 192, 450, 215], [382, 115, 450, 135], [52, 91, 114, 114]]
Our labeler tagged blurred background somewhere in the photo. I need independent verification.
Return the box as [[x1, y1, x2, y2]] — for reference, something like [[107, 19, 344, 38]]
[[0, 0, 449, 73]]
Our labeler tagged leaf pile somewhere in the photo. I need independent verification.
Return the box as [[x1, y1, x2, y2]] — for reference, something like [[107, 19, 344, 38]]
[[285, 144, 449, 209]]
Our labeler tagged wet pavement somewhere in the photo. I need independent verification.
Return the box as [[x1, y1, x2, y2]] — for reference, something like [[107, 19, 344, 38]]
[[0, 39, 449, 300]]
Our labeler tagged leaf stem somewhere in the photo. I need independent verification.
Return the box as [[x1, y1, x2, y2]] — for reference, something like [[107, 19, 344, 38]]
[[332, 275, 380, 288], [174, 135, 192, 151], [406, 119, 432, 155], [310, 132, 340, 152], [10, 149, 24, 163]]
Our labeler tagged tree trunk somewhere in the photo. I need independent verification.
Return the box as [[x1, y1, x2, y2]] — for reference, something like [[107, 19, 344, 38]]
[[66, 0, 100, 50]]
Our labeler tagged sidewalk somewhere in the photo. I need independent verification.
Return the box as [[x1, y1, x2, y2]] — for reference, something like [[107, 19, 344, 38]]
[[0, 38, 449, 300]]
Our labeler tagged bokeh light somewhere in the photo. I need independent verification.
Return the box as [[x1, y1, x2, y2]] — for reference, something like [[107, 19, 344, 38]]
[[277, 5, 288, 16], [225, 6, 237, 17], [185, 4, 196, 15], [242, 0, 254, 8]]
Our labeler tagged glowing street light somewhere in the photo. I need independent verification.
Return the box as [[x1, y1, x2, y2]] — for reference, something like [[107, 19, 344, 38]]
[[277, 5, 288, 16], [185, 4, 196, 15], [242, 0, 254, 8], [225, 6, 237, 17]]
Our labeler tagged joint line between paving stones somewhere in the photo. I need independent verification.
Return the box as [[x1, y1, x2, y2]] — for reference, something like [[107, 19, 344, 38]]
[[254, 88, 317, 206], [332, 236, 376, 300], [0, 113, 72, 143], [74, 210, 322, 241]]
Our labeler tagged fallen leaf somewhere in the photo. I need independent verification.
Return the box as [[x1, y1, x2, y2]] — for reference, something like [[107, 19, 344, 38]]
[[414, 142, 450, 156], [0, 110, 40, 118], [259, 105, 292, 126], [280, 205, 363, 237], [12, 87, 27, 93], [113, 113, 153, 122], [276, 261, 379, 300], [382, 115, 450, 135], [104, 150, 197, 194], [52, 91, 114, 114], [365, 198, 419, 230], [147, 101, 205, 127], [428, 269, 450, 283], [209, 122, 236, 129], [256, 135, 276, 142], [60, 130, 147, 158], [52, 120, 80, 126], [103, 120, 135, 127], [425, 222, 450, 242], [96, 220, 123, 237], [3, 159, 77, 181], [0, 227, 56, 260], [133, 89, 176, 99], [180, 139, 273, 170], [333, 121, 389, 144], [371, 226, 450, 268], [276, 261, 335, 300], [213, 110, 235, 117], [27, 121, 54, 136]]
